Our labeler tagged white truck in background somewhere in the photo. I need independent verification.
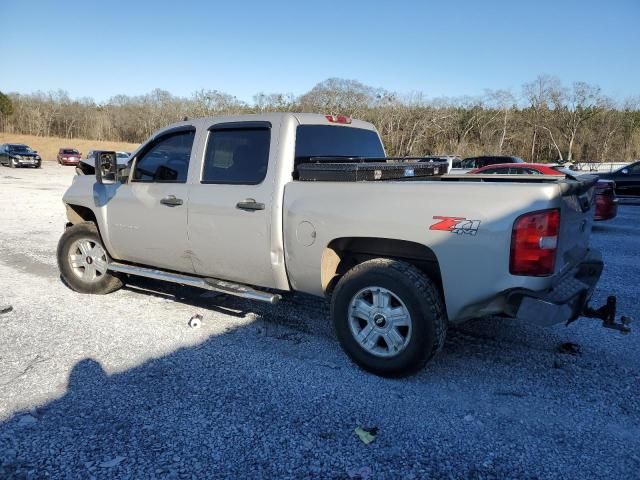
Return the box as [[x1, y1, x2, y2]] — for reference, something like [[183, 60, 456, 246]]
[[57, 113, 630, 377]]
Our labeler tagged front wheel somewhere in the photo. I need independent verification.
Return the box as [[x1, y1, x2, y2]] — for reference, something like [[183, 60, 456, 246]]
[[331, 258, 447, 377], [57, 222, 123, 294]]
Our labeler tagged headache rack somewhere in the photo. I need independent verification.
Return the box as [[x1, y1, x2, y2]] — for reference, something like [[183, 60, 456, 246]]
[[295, 156, 449, 182]]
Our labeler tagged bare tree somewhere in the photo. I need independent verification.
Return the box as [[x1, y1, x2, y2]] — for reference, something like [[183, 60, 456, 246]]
[[1, 77, 638, 164]]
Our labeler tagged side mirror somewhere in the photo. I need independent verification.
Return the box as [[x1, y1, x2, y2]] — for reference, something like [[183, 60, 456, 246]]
[[95, 151, 118, 184]]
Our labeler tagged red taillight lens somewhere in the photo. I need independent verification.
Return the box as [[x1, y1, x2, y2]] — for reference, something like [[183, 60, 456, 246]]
[[510, 209, 560, 276], [325, 114, 352, 124]]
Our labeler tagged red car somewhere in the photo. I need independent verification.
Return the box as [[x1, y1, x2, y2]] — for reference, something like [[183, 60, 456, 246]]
[[469, 163, 618, 221], [57, 148, 82, 165]]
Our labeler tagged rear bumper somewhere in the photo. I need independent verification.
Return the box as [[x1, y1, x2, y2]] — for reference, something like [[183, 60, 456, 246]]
[[505, 250, 603, 326]]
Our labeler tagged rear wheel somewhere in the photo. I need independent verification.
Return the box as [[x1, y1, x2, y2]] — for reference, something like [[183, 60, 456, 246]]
[[57, 223, 123, 294], [331, 258, 447, 377]]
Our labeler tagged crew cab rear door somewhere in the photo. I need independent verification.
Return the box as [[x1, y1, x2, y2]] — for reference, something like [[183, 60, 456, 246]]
[[187, 121, 279, 288], [105, 127, 196, 273]]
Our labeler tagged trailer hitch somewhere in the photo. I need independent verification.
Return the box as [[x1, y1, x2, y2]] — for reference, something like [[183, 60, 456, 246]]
[[581, 296, 632, 333]]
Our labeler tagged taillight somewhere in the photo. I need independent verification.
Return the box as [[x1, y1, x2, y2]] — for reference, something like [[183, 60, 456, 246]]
[[510, 209, 560, 276], [325, 114, 352, 124]]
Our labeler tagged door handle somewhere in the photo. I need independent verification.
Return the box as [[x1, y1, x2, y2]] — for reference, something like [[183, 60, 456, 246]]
[[236, 199, 265, 211], [160, 195, 183, 207]]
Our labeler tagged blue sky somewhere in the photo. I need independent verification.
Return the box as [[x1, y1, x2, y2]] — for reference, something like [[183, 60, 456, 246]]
[[1, 0, 638, 103]]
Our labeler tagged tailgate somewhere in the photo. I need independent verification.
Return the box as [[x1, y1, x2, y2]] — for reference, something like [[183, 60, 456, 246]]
[[556, 174, 598, 271]]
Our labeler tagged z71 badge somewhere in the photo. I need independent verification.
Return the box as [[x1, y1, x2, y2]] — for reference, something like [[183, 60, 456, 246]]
[[430, 216, 481, 236]]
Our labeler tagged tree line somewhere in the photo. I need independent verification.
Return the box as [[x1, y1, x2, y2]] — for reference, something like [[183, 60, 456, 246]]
[[1, 75, 639, 164]]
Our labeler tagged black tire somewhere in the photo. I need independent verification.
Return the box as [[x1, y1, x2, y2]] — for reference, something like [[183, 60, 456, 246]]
[[8, 159, 15, 168], [331, 258, 447, 377], [57, 222, 123, 294]]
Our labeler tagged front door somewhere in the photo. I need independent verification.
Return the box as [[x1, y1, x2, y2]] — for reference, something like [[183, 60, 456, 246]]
[[187, 123, 277, 288], [105, 128, 196, 273]]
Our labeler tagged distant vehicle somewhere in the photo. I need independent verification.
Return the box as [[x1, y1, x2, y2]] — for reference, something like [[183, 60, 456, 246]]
[[419, 155, 461, 173], [0, 143, 42, 168], [456, 155, 525, 173], [470, 163, 618, 221], [596, 161, 640, 197], [116, 152, 131, 162], [78, 150, 131, 174], [469, 163, 559, 176], [57, 148, 82, 165]]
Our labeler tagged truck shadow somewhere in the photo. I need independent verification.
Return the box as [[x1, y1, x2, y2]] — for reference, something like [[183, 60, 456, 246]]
[[2, 285, 637, 478]]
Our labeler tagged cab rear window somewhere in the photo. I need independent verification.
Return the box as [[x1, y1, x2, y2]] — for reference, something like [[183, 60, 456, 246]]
[[294, 125, 384, 164]]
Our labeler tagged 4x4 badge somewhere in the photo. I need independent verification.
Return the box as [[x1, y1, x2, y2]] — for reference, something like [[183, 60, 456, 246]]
[[430, 216, 481, 236]]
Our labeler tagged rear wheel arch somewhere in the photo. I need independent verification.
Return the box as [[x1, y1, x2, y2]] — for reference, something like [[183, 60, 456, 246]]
[[321, 237, 444, 297]]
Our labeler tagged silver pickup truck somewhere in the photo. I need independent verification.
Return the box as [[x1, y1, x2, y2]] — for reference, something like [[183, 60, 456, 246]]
[[57, 113, 630, 376]]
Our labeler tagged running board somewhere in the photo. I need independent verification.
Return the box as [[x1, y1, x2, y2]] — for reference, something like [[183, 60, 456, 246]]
[[107, 262, 281, 304]]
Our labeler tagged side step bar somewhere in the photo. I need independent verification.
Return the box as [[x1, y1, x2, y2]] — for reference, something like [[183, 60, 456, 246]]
[[108, 262, 281, 304]]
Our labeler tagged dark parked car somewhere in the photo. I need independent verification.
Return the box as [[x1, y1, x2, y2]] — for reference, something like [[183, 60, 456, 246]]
[[0, 143, 42, 168], [57, 148, 82, 165], [458, 155, 524, 171], [597, 161, 640, 197]]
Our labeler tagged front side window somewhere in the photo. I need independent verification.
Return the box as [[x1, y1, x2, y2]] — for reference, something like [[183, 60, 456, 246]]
[[133, 130, 195, 183], [202, 128, 270, 184]]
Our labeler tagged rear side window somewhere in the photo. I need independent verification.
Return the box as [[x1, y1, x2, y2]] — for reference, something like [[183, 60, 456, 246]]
[[461, 159, 477, 169], [202, 128, 270, 184], [133, 130, 195, 183], [482, 167, 511, 174], [479, 159, 496, 168], [294, 125, 384, 163]]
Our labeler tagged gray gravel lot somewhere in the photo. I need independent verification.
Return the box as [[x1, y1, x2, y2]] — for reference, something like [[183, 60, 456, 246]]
[[1, 164, 639, 479]]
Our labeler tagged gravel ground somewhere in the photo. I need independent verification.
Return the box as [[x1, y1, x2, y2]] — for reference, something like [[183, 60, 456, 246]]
[[0, 163, 639, 479]]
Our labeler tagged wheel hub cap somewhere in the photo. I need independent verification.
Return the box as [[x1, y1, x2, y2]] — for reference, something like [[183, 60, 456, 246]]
[[68, 238, 108, 282], [373, 313, 387, 328], [348, 287, 412, 358]]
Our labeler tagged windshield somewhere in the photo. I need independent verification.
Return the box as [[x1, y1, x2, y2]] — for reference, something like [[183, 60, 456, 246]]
[[62, 149, 79, 154], [294, 125, 384, 163], [8, 145, 32, 153]]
